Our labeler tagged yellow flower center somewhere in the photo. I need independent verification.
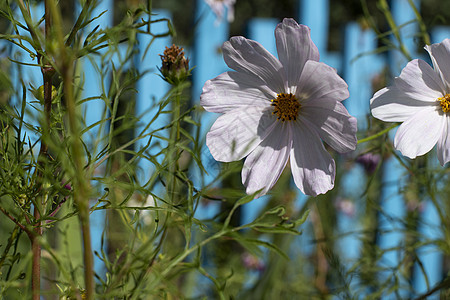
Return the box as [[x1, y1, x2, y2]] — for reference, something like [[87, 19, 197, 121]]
[[438, 94, 450, 113], [271, 93, 300, 121]]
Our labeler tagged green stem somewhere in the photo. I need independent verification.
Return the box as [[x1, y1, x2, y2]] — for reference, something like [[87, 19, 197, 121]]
[[167, 87, 182, 204], [30, 227, 41, 300], [156, 223, 248, 284], [29, 0, 55, 297], [175, 92, 181, 141], [413, 276, 450, 300], [16, 0, 42, 52], [378, 0, 412, 60], [65, 0, 93, 47], [311, 203, 329, 294], [129, 229, 225, 300], [407, 0, 431, 46], [357, 123, 399, 144], [63, 49, 95, 300], [161, 231, 225, 278], [47, 0, 95, 297], [147, 0, 152, 32]]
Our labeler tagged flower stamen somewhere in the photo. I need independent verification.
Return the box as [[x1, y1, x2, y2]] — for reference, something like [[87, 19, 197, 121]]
[[438, 94, 450, 113], [271, 93, 300, 121]]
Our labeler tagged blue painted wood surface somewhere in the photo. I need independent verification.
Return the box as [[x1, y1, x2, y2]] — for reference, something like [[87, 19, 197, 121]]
[[135, 9, 172, 187], [190, 0, 230, 220], [81, 0, 113, 153], [77, 0, 113, 277], [377, 1, 419, 297]]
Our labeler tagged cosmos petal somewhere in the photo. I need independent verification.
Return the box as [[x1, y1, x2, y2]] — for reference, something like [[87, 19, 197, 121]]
[[370, 86, 435, 122], [200, 71, 274, 113], [394, 107, 445, 159], [425, 38, 450, 91], [290, 119, 335, 196], [296, 60, 349, 103], [394, 59, 445, 99], [275, 19, 319, 91], [222, 36, 286, 93], [242, 122, 291, 197], [206, 106, 276, 162], [437, 115, 450, 166], [301, 99, 357, 153]]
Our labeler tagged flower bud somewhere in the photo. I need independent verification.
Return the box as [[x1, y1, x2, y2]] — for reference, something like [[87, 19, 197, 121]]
[[31, 84, 58, 104], [159, 44, 190, 85]]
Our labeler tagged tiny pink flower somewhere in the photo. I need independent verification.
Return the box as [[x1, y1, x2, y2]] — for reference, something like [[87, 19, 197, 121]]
[[406, 199, 425, 213], [241, 252, 265, 271], [370, 39, 450, 165], [200, 18, 357, 198]]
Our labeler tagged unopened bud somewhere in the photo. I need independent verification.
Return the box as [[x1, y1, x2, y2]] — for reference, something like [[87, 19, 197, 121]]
[[32, 84, 58, 104], [159, 44, 190, 85]]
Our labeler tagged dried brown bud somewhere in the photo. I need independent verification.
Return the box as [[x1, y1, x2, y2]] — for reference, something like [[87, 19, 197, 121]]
[[159, 44, 190, 85]]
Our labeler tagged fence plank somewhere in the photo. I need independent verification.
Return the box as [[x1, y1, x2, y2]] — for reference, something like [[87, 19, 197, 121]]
[[82, 0, 113, 154], [135, 10, 172, 187], [78, 0, 114, 278], [339, 21, 382, 272], [343, 23, 384, 125], [191, 0, 229, 220], [299, 0, 341, 70], [411, 25, 450, 298], [378, 0, 420, 297], [389, 0, 421, 73]]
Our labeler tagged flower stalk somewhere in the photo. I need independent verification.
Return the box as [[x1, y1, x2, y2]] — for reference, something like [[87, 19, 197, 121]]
[[47, 0, 95, 297], [62, 44, 95, 300], [28, 0, 56, 297], [159, 44, 190, 204], [357, 123, 399, 144]]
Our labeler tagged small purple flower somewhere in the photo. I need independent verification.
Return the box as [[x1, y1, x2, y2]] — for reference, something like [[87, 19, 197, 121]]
[[356, 152, 380, 174]]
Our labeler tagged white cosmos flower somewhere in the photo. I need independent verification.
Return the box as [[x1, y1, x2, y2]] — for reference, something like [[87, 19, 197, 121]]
[[370, 38, 450, 166], [200, 18, 357, 197]]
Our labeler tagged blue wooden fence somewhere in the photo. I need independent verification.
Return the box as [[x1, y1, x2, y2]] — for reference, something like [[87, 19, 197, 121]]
[[6, 0, 449, 297]]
